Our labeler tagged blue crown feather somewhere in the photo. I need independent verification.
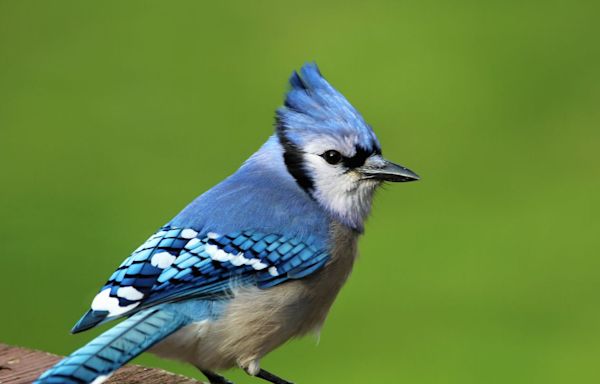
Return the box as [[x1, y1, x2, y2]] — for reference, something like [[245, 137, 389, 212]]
[[276, 63, 380, 152]]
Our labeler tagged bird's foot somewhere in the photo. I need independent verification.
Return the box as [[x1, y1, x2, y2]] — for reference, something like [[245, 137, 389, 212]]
[[255, 368, 294, 384], [201, 369, 235, 384]]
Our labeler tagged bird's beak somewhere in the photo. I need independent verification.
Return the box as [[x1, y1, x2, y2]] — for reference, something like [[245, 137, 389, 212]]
[[358, 155, 420, 182]]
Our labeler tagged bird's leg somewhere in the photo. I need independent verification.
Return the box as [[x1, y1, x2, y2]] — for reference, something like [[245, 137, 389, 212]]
[[201, 369, 235, 384], [255, 368, 294, 384]]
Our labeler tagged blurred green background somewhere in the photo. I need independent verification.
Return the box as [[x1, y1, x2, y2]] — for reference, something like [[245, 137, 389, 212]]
[[1, 1, 599, 383]]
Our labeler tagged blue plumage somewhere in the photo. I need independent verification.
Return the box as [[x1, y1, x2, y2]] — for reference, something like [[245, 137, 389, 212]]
[[278, 64, 380, 153], [73, 226, 329, 334], [171, 136, 331, 241], [37, 308, 191, 384], [36, 63, 419, 384]]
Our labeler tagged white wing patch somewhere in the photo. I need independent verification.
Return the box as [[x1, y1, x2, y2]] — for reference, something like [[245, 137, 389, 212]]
[[204, 243, 268, 270], [181, 228, 199, 239], [204, 243, 233, 262], [91, 288, 139, 318], [116, 286, 144, 301], [151, 251, 176, 269]]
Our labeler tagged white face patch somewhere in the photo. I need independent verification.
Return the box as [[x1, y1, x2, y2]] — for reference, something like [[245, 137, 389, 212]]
[[297, 132, 382, 230], [303, 133, 357, 159], [302, 150, 379, 230], [91, 288, 140, 318], [151, 251, 177, 269]]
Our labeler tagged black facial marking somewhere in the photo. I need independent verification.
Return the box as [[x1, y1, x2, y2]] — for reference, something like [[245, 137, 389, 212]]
[[342, 145, 381, 169], [276, 127, 314, 192]]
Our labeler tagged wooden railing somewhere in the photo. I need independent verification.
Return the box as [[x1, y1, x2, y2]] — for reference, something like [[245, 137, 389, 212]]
[[0, 343, 205, 384]]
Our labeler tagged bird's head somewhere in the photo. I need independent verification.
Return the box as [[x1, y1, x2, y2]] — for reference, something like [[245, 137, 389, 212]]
[[275, 63, 419, 231]]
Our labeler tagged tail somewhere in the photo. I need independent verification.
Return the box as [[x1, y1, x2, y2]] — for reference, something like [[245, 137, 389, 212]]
[[34, 307, 190, 384]]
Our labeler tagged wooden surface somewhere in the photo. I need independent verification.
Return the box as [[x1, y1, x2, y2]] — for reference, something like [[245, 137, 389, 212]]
[[0, 343, 205, 384]]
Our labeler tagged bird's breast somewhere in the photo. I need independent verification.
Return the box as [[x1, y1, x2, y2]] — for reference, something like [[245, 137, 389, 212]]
[[153, 222, 360, 371]]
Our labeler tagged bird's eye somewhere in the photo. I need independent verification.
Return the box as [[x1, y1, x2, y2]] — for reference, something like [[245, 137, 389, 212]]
[[322, 150, 342, 165]]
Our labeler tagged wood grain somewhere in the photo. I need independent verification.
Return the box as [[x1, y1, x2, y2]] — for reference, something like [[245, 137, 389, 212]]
[[0, 343, 205, 384]]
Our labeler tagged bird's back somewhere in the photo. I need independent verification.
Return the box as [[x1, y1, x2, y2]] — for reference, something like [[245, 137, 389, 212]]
[[170, 135, 332, 247]]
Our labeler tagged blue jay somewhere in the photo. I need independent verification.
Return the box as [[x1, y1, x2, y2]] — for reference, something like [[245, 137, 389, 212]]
[[35, 63, 419, 384]]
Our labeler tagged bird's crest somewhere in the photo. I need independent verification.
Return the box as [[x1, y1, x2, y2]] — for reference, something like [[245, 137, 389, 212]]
[[276, 63, 380, 152]]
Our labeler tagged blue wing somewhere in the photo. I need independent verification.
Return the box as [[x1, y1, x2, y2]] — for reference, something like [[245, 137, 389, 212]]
[[73, 225, 330, 333]]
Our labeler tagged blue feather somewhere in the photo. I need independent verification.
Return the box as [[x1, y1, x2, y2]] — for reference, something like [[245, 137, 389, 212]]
[[72, 226, 331, 334], [36, 307, 191, 384], [277, 63, 380, 153]]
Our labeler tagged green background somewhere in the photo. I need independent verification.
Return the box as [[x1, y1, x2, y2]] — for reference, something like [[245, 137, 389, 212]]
[[1, 1, 599, 383]]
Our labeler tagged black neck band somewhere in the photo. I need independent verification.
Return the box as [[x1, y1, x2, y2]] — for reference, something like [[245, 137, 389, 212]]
[[276, 129, 314, 193]]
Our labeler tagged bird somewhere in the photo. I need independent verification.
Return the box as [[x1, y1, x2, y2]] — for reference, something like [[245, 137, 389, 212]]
[[35, 63, 419, 384]]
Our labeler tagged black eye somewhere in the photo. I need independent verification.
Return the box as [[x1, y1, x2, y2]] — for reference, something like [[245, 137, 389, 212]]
[[322, 150, 342, 165]]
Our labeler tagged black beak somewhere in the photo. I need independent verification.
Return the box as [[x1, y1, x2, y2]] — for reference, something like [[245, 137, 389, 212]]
[[359, 158, 420, 182]]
